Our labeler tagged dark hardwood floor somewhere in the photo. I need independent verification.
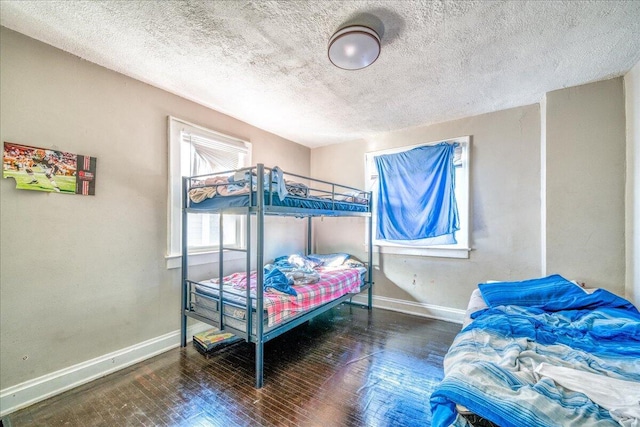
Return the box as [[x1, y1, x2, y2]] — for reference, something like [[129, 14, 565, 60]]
[[3, 305, 461, 427]]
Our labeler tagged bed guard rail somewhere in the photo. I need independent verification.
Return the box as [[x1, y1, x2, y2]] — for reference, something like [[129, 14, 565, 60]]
[[183, 164, 372, 212]]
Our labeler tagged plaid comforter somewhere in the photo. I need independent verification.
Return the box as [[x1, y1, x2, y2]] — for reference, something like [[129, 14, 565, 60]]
[[196, 266, 363, 327]]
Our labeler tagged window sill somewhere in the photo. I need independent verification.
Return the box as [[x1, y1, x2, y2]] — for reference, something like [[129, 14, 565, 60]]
[[165, 250, 246, 269], [369, 245, 471, 259]]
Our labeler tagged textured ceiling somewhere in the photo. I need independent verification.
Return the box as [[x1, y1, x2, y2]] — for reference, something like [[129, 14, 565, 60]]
[[1, 1, 640, 148]]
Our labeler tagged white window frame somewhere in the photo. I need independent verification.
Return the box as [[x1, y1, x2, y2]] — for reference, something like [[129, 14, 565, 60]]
[[364, 136, 471, 259], [166, 116, 251, 269]]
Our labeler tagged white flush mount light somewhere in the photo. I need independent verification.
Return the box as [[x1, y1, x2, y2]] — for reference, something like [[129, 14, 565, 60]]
[[328, 25, 381, 70]]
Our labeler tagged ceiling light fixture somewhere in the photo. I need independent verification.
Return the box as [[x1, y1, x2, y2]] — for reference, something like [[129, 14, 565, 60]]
[[328, 25, 381, 70]]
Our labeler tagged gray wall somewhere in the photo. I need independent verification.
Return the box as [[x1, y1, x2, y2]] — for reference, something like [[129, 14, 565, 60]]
[[626, 60, 640, 307], [0, 27, 309, 389], [311, 104, 542, 310], [311, 77, 628, 312], [546, 79, 626, 293]]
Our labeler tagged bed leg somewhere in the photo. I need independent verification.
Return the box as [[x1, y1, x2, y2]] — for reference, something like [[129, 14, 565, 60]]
[[180, 312, 187, 347], [255, 340, 264, 388], [180, 281, 187, 347], [180, 279, 188, 347]]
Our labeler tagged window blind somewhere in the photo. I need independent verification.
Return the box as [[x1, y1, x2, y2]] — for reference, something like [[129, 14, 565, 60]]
[[181, 132, 249, 176], [181, 131, 249, 249]]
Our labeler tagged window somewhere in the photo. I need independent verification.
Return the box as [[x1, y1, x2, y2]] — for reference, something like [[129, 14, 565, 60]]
[[364, 136, 470, 259], [167, 116, 251, 269]]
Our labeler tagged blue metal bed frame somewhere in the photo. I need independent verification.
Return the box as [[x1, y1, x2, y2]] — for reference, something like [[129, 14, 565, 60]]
[[180, 163, 373, 388]]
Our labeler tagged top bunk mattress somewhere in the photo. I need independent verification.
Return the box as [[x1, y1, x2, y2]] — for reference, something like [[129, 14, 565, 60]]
[[185, 165, 370, 214], [188, 192, 369, 212]]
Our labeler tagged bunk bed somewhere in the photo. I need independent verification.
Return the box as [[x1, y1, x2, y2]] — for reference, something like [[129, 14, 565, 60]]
[[179, 164, 373, 388], [430, 275, 640, 427]]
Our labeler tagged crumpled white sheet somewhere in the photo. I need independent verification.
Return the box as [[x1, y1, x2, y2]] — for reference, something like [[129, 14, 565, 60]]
[[534, 363, 640, 427]]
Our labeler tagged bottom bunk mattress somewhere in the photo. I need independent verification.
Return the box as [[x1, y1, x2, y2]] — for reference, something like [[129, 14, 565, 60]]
[[191, 265, 364, 332], [430, 275, 640, 427]]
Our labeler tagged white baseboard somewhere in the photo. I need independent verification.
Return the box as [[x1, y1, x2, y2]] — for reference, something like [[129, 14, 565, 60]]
[[0, 322, 211, 418], [351, 294, 465, 324]]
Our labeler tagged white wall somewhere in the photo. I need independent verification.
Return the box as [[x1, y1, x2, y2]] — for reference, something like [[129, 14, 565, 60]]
[[0, 27, 309, 397], [626, 60, 640, 307]]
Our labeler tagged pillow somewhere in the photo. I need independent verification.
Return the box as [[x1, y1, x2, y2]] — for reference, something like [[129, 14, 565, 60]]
[[344, 257, 364, 268], [271, 253, 320, 272], [478, 274, 587, 311], [307, 253, 350, 267], [288, 254, 320, 271]]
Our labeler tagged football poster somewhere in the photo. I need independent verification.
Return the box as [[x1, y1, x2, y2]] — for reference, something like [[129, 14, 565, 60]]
[[3, 142, 97, 195]]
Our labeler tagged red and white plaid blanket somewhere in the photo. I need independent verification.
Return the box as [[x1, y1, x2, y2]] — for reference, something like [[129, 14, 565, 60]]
[[202, 266, 363, 327]]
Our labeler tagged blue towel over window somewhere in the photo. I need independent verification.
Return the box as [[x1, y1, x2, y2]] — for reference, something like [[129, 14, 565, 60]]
[[374, 143, 459, 241]]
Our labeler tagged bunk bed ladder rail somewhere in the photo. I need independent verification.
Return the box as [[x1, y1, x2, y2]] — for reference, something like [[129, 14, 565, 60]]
[[245, 200, 252, 350], [367, 201, 373, 309], [217, 209, 251, 337], [202, 164, 265, 388], [255, 164, 266, 388], [180, 177, 189, 348]]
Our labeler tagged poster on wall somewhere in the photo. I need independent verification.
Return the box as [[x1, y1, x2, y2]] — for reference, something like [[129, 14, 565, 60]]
[[2, 142, 97, 195]]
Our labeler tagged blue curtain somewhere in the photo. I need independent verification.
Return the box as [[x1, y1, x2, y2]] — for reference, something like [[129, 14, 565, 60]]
[[374, 143, 459, 241]]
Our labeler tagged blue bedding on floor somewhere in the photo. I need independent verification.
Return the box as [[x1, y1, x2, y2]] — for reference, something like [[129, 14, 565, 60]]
[[430, 277, 640, 427]]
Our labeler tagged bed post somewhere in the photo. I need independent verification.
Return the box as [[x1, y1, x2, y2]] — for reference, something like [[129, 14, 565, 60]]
[[245, 206, 252, 342], [180, 177, 189, 347], [367, 197, 373, 310], [255, 163, 265, 388], [307, 216, 312, 255], [218, 211, 224, 329]]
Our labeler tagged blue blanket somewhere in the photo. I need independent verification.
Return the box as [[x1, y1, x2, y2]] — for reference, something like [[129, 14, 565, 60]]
[[431, 279, 640, 427]]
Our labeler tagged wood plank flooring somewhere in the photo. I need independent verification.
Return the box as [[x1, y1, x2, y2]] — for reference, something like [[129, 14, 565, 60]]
[[2, 305, 461, 427]]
